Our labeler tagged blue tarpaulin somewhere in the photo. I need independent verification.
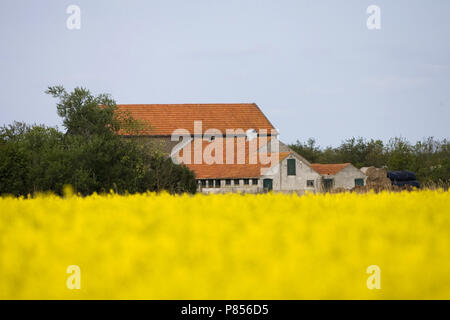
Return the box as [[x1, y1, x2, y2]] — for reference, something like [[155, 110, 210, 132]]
[[387, 170, 420, 188], [387, 170, 417, 181]]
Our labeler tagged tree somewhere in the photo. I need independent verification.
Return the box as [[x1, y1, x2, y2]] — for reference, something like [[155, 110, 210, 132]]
[[385, 137, 413, 171], [336, 137, 385, 168], [45, 86, 144, 137], [0, 87, 197, 196], [411, 137, 450, 184], [289, 136, 449, 186], [143, 154, 198, 194], [0, 122, 34, 195], [290, 138, 322, 163]]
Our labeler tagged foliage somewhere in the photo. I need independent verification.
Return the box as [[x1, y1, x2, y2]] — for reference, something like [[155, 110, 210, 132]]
[[45, 86, 146, 137], [0, 87, 196, 196], [290, 137, 450, 184], [144, 154, 198, 194]]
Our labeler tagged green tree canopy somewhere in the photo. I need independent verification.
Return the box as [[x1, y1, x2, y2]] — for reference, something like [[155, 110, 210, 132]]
[[289, 137, 449, 185], [0, 86, 197, 196]]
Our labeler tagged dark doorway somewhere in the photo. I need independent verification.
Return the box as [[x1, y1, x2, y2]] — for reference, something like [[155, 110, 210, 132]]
[[323, 178, 334, 191], [263, 179, 273, 191]]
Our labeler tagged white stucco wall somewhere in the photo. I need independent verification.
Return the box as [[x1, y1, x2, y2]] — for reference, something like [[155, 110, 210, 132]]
[[197, 153, 322, 194], [321, 164, 367, 190], [198, 178, 261, 193], [261, 153, 321, 192]]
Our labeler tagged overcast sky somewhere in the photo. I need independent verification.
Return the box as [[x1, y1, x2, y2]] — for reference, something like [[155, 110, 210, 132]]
[[0, 0, 449, 146]]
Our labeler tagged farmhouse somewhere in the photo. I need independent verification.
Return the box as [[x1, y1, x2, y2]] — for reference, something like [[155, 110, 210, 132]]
[[117, 104, 367, 193], [172, 136, 322, 193], [310, 163, 367, 191], [117, 103, 322, 193]]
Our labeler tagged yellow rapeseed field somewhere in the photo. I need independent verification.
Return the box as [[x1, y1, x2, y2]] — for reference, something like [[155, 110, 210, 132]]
[[0, 190, 449, 299]]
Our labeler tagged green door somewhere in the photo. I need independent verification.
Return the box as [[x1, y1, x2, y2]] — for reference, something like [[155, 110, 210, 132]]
[[263, 179, 273, 191]]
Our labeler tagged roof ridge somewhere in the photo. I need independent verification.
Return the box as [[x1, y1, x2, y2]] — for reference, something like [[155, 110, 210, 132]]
[[311, 163, 351, 165], [117, 103, 257, 106], [252, 103, 277, 133], [310, 163, 352, 175]]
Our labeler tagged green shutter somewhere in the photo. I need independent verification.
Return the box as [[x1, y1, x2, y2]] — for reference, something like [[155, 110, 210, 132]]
[[355, 178, 364, 186], [287, 159, 296, 175]]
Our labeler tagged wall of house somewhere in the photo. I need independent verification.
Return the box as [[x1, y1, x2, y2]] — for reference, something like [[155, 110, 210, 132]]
[[333, 165, 367, 189], [135, 136, 322, 194], [261, 154, 321, 192], [198, 178, 261, 194], [197, 152, 323, 194]]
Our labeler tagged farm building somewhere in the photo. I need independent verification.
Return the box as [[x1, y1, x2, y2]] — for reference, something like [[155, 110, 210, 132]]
[[171, 136, 322, 193], [310, 163, 367, 191], [116, 103, 322, 193]]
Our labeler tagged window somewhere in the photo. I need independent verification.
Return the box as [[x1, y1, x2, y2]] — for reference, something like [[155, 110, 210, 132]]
[[307, 180, 314, 187], [287, 158, 296, 175], [225, 179, 231, 186], [355, 178, 364, 186], [207, 179, 214, 187], [244, 179, 249, 185], [234, 179, 240, 186], [201, 180, 206, 187], [215, 179, 221, 188], [252, 179, 258, 185]]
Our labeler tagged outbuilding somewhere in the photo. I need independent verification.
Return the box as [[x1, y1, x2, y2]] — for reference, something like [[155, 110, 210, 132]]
[[310, 163, 366, 191]]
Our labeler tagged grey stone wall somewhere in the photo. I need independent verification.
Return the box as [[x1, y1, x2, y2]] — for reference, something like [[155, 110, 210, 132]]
[[333, 165, 366, 189], [318, 164, 367, 190], [260, 153, 321, 192]]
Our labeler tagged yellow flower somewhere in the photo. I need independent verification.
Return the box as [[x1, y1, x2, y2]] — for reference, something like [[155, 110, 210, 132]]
[[0, 190, 449, 299]]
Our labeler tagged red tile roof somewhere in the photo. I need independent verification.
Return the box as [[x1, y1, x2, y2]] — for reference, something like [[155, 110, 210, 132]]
[[174, 137, 290, 179], [310, 163, 351, 175], [116, 103, 276, 136]]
